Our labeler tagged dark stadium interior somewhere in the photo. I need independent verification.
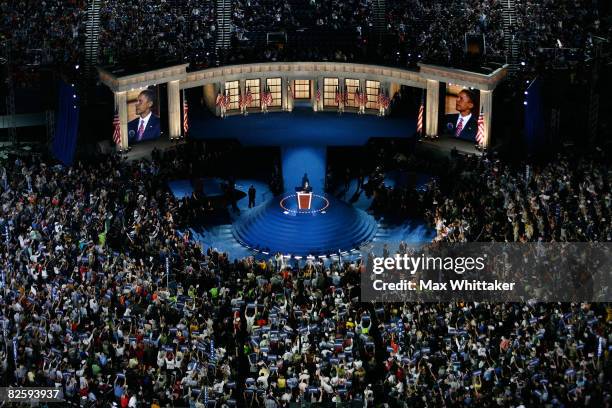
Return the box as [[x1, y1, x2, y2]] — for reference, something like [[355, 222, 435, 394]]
[[0, 0, 611, 407]]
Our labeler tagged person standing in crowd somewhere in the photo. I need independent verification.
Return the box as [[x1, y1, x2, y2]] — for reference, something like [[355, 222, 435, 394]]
[[248, 184, 256, 208]]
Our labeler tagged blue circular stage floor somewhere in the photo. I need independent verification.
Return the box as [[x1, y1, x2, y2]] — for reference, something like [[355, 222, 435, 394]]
[[232, 193, 377, 256]]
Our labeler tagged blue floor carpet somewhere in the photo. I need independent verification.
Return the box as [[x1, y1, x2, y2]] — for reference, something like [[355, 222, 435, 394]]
[[232, 193, 377, 256], [189, 108, 415, 146], [169, 178, 434, 259]]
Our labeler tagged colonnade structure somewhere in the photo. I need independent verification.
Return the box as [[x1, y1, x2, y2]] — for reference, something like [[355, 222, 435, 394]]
[[98, 62, 507, 150]]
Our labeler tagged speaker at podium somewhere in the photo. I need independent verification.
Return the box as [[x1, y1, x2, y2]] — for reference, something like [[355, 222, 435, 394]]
[[295, 174, 313, 210]]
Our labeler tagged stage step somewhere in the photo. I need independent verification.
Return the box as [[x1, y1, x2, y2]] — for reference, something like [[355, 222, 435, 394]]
[[232, 194, 377, 256]]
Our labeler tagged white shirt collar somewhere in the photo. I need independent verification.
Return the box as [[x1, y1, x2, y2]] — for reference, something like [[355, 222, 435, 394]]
[[139, 112, 152, 129], [456, 113, 472, 127]]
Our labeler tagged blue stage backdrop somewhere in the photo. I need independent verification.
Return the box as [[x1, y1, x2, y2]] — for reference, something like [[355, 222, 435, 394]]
[[524, 79, 546, 155], [52, 81, 80, 165], [281, 147, 326, 193]]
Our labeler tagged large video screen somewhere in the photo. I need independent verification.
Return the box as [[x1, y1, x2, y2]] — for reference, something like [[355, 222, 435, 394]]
[[127, 86, 161, 143], [441, 84, 480, 142]]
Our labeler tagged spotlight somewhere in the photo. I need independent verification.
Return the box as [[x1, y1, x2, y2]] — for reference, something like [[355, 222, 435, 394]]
[[73, 94, 77, 98], [75, 65, 79, 70], [521, 61, 526, 66], [524, 91, 528, 95], [523, 101, 528, 106]]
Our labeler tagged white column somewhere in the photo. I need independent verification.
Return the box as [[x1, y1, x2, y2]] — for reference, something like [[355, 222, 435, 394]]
[[480, 90, 493, 148], [287, 79, 294, 112], [425, 80, 439, 138], [260, 77, 266, 110], [240, 80, 246, 105], [282, 78, 288, 111], [218, 82, 225, 117], [115, 91, 128, 150], [167, 80, 181, 139], [318, 76, 324, 111], [311, 79, 316, 111]]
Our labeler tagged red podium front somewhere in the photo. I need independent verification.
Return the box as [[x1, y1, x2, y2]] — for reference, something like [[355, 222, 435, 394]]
[[297, 192, 312, 210]]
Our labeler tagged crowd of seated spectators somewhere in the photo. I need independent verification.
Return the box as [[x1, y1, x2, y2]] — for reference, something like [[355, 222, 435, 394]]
[[0, 140, 609, 407], [0, 0, 86, 81], [1, 0, 609, 81], [98, 0, 217, 68], [386, 0, 505, 66], [514, 0, 608, 68]]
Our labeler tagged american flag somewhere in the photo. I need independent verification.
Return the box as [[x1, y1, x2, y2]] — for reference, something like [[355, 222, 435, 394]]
[[262, 87, 273, 105], [380, 93, 390, 109], [334, 86, 341, 104], [183, 97, 189, 135], [215, 91, 223, 107], [316, 87, 321, 102], [476, 107, 485, 146], [246, 87, 253, 106], [354, 88, 360, 104], [238, 89, 244, 108], [112, 110, 121, 145], [416, 97, 424, 135]]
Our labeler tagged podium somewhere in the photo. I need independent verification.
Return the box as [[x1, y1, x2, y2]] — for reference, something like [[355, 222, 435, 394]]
[[297, 191, 312, 210]]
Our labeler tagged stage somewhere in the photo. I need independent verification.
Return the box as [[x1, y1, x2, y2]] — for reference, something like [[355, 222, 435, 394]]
[[232, 192, 377, 256], [188, 107, 416, 146], [169, 177, 435, 260]]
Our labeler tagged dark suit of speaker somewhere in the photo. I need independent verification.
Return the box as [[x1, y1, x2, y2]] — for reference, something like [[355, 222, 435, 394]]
[[128, 114, 161, 143], [444, 113, 477, 142]]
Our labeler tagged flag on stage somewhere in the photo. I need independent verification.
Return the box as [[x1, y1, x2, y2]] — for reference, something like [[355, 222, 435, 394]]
[[246, 87, 253, 106], [416, 97, 424, 135], [476, 107, 485, 146], [263, 86, 273, 105], [354, 88, 360, 104], [334, 86, 340, 104], [316, 87, 321, 103], [112, 110, 121, 145], [215, 91, 223, 107], [238, 87, 244, 109], [183, 96, 189, 135]]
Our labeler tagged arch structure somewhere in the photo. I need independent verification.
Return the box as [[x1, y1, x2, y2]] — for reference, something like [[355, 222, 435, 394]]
[[98, 62, 507, 150]]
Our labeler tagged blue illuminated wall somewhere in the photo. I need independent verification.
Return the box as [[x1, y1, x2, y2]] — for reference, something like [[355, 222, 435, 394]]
[[52, 81, 80, 165], [281, 147, 326, 193], [524, 79, 546, 155]]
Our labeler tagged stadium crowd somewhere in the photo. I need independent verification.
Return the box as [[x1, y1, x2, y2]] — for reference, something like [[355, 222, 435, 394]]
[[98, 0, 217, 67], [386, 0, 506, 65], [0, 0, 86, 80], [513, 0, 607, 67], [0, 142, 609, 407], [2, 0, 608, 77]]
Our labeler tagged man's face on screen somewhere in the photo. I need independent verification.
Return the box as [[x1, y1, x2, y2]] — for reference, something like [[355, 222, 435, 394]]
[[455, 91, 474, 115], [135, 93, 153, 117]]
